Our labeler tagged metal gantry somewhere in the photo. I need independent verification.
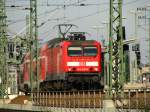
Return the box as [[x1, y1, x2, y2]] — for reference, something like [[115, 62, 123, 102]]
[[30, 0, 39, 92], [149, 18, 150, 70], [0, 0, 8, 98], [108, 0, 124, 96], [26, 15, 30, 41]]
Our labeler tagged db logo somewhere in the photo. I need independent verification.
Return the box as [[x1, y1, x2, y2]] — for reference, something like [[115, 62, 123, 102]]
[[80, 62, 86, 66]]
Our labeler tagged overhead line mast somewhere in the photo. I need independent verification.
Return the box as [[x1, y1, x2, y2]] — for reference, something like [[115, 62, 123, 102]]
[[108, 0, 124, 97], [30, 0, 39, 92], [0, 0, 8, 98]]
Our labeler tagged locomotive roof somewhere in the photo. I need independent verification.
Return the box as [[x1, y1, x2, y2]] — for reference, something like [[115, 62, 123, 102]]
[[47, 38, 99, 48], [47, 38, 65, 48]]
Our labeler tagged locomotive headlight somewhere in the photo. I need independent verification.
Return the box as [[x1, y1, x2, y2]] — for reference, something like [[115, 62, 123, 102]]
[[68, 68, 72, 71], [94, 68, 98, 71], [86, 62, 98, 66], [67, 62, 80, 66]]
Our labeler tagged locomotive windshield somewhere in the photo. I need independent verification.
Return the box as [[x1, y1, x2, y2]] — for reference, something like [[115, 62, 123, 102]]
[[68, 46, 97, 56], [83, 46, 97, 56], [68, 47, 82, 56]]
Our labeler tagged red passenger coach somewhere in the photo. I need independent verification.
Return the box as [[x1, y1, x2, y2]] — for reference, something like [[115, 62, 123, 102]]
[[21, 32, 103, 91]]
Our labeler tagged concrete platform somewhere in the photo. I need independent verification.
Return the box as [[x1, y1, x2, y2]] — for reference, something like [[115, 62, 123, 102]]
[[0, 104, 43, 111], [0, 103, 148, 112], [0, 104, 102, 112], [103, 100, 116, 112]]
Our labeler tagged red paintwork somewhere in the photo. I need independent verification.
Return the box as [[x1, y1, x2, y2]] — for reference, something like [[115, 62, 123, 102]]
[[23, 53, 30, 82], [22, 39, 102, 84]]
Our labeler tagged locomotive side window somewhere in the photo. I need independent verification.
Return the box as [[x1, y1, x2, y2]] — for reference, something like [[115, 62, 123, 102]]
[[68, 47, 82, 56], [83, 46, 97, 56]]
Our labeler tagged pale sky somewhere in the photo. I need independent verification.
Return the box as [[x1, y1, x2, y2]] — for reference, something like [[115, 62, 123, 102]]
[[6, 0, 150, 64]]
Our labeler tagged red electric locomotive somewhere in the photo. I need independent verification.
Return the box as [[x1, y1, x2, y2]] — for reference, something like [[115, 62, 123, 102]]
[[21, 32, 103, 91]]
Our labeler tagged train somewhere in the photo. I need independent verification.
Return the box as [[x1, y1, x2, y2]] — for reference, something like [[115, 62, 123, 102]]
[[19, 32, 104, 92]]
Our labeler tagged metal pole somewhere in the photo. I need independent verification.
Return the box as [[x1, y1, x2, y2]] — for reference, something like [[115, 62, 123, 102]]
[[26, 15, 30, 38], [135, 54, 138, 81], [108, 0, 113, 97], [106, 23, 109, 44], [26, 15, 30, 52], [102, 22, 109, 89], [135, 13, 137, 38], [149, 18, 150, 71], [0, 0, 8, 99], [102, 22, 109, 44], [30, 0, 39, 92], [91, 26, 104, 41], [35, 0, 39, 92], [119, 0, 124, 93], [108, 0, 124, 98], [30, 0, 33, 94], [134, 12, 138, 78]]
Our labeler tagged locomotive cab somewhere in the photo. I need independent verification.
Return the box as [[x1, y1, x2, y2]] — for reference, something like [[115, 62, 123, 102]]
[[66, 44, 101, 72], [64, 40, 102, 89], [68, 46, 98, 57]]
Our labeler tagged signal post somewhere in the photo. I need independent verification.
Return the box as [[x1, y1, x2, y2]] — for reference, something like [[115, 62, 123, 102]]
[[103, 0, 124, 111], [30, 0, 39, 93], [0, 0, 8, 99]]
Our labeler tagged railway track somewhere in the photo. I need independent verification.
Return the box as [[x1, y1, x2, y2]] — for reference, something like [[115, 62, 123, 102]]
[[32, 90, 150, 109]]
